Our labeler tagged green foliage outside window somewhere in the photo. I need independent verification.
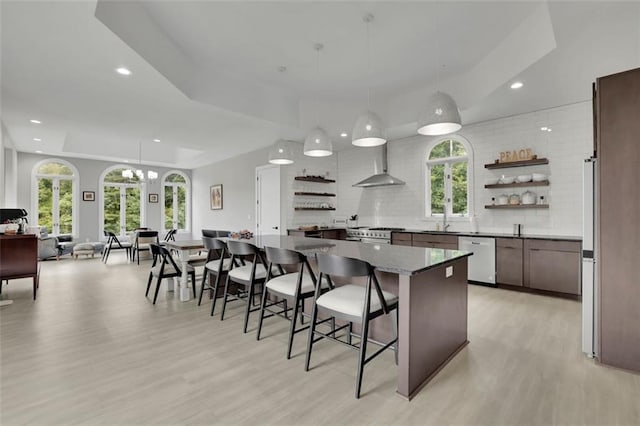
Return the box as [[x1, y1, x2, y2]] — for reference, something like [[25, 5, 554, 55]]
[[36, 162, 74, 234], [428, 140, 469, 216]]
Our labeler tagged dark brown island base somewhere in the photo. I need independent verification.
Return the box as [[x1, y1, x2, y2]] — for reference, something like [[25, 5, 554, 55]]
[[253, 235, 472, 400]]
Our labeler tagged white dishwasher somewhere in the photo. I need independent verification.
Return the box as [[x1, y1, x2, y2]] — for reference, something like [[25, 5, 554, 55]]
[[458, 236, 496, 285]]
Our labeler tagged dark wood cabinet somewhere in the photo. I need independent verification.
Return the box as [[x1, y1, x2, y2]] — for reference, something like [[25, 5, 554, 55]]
[[287, 229, 345, 240], [0, 234, 39, 299], [412, 233, 458, 250], [391, 232, 412, 246], [596, 67, 640, 372], [496, 238, 523, 286], [523, 239, 581, 295]]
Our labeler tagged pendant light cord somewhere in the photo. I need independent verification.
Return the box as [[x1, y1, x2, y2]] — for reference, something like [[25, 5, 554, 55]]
[[366, 16, 371, 109], [314, 43, 322, 127]]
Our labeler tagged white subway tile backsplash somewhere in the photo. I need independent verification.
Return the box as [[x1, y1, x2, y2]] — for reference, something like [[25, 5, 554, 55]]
[[336, 101, 592, 236]]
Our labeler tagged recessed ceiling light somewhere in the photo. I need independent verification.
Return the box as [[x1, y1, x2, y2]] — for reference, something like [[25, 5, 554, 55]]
[[340, 132, 348, 138], [153, 138, 161, 143], [510, 81, 524, 89], [547, 128, 552, 132], [33, 138, 42, 141], [35, 150, 43, 154], [115, 67, 132, 76], [124, 160, 129, 163], [30, 119, 41, 124]]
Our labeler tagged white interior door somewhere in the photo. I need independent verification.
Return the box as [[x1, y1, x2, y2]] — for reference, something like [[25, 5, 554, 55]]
[[256, 165, 281, 237]]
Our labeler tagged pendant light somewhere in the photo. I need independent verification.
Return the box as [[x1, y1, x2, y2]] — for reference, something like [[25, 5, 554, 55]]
[[352, 13, 387, 147], [417, 4, 462, 137], [304, 43, 333, 157], [122, 141, 158, 183], [268, 139, 294, 165]]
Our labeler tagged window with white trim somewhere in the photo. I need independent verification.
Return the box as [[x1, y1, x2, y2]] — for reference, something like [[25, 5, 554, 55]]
[[425, 138, 473, 218], [161, 171, 190, 232], [101, 166, 144, 237], [32, 159, 78, 236]]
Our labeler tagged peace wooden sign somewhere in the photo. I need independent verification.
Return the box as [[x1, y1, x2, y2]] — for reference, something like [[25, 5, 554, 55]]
[[499, 148, 535, 163]]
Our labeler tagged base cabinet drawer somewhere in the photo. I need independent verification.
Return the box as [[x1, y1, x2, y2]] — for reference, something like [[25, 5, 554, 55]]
[[524, 240, 581, 295], [496, 238, 523, 286], [413, 241, 458, 250], [496, 245, 523, 286], [392, 240, 412, 246]]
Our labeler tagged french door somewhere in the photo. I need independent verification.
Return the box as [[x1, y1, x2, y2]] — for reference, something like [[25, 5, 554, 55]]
[[37, 176, 74, 235], [103, 183, 142, 237]]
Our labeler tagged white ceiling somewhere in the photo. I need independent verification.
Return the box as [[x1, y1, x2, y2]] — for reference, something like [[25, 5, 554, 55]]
[[1, 1, 639, 169]]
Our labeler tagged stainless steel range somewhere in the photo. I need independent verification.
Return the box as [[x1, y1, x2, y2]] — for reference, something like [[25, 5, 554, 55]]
[[346, 227, 405, 244]]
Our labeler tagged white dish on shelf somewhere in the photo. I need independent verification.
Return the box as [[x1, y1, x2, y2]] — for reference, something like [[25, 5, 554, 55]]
[[498, 176, 515, 184], [532, 173, 547, 182], [516, 174, 532, 183]]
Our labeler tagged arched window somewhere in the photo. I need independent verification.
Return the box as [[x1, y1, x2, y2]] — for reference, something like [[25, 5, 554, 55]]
[[100, 165, 146, 237], [31, 159, 79, 236], [161, 171, 190, 232], [425, 137, 473, 218]]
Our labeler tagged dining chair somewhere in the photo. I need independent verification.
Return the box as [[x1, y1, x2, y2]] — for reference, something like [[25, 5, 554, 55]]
[[198, 236, 235, 315], [102, 231, 132, 263], [146, 243, 196, 304], [257, 246, 328, 359], [304, 253, 398, 399], [133, 230, 160, 265], [220, 240, 268, 333]]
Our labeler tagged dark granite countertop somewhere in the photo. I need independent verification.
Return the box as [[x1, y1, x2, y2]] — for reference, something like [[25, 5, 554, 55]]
[[254, 235, 471, 276], [392, 229, 582, 242], [287, 227, 347, 232]]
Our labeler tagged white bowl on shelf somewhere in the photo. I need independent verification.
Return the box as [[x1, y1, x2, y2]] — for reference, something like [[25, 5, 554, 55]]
[[516, 174, 532, 183], [498, 176, 515, 184], [532, 173, 547, 182]]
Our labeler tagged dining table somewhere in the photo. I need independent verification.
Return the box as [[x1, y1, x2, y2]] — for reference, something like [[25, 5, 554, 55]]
[[163, 239, 206, 301], [166, 235, 472, 400]]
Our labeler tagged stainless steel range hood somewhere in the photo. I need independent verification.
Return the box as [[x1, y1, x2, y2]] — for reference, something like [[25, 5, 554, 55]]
[[353, 144, 405, 188]]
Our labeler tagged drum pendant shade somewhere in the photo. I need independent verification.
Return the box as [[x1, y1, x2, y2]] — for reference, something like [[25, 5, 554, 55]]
[[417, 91, 462, 136]]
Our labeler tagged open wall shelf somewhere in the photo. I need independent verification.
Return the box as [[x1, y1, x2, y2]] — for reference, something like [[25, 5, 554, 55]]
[[294, 176, 335, 183], [485, 204, 549, 210], [294, 207, 336, 211], [485, 180, 550, 189], [484, 158, 549, 169], [294, 192, 336, 197]]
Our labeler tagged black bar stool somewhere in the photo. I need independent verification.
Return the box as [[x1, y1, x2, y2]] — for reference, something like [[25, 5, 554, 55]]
[[198, 236, 234, 315], [257, 246, 327, 359], [304, 253, 399, 399], [220, 240, 268, 333]]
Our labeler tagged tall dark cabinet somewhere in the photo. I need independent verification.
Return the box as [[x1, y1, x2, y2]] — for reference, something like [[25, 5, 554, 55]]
[[596, 67, 640, 372]]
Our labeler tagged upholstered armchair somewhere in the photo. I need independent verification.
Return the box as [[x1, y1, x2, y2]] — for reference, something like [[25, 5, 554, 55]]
[[38, 236, 59, 260]]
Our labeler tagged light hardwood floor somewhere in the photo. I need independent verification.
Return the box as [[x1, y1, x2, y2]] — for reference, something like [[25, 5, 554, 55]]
[[1, 256, 639, 425]]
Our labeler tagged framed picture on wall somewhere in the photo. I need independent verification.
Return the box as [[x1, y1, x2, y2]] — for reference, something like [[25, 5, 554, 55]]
[[82, 191, 95, 201], [149, 193, 159, 203], [210, 184, 223, 210]]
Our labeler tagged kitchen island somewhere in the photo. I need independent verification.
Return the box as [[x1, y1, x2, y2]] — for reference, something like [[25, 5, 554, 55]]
[[254, 235, 472, 400]]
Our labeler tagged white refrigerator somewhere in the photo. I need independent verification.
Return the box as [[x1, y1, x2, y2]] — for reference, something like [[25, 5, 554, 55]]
[[582, 158, 597, 357]]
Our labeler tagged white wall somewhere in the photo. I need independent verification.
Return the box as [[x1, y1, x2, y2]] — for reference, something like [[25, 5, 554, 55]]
[[1, 123, 19, 207], [191, 143, 337, 237], [337, 101, 593, 236], [17, 153, 190, 241]]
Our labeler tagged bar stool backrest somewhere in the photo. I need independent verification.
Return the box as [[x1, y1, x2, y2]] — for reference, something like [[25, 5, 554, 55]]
[[264, 246, 305, 266], [316, 253, 373, 277], [227, 240, 259, 257]]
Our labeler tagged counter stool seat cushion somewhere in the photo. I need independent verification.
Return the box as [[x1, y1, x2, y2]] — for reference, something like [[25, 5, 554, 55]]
[[316, 284, 398, 319], [151, 263, 194, 277], [228, 263, 266, 282], [266, 272, 326, 297], [204, 258, 232, 272]]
